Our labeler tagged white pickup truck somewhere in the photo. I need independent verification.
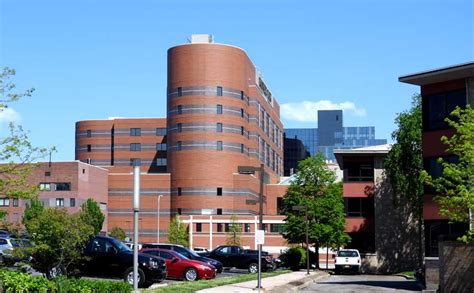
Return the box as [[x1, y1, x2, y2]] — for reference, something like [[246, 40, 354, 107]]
[[335, 249, 361, 274]]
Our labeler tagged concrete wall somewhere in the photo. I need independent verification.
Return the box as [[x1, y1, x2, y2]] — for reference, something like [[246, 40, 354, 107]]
[[439, 241, 474, 293]]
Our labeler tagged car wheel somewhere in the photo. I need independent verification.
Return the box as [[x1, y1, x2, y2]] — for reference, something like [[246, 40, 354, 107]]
[[248, 262, 258, 274], [184, 267, 198, 281], [124, 267, 145, 287]]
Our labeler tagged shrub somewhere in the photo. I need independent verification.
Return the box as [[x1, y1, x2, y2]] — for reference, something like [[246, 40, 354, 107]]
[[0, 269, 131, 292], [280, 246, 306, 271]]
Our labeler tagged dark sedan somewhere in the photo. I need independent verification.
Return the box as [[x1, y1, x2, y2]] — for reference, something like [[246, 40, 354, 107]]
[[141, 243, 223, 273]]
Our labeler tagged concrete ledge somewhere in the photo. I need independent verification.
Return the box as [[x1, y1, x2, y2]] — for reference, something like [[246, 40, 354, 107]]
[[267, 270, 330, 292]]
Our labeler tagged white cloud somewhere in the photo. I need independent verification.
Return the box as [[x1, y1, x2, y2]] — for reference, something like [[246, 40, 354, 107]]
[[0, 107, 21, 124], [281, 100, 367, 122]]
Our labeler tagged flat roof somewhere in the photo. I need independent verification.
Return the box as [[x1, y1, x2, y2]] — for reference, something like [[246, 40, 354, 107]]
[[399, 61, 474, 86], [333, 144, 391, 168]]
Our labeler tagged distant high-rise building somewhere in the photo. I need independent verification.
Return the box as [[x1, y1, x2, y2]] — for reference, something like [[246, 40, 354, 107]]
[[283, 135, 311, 176], [284, 110, 387, 174]]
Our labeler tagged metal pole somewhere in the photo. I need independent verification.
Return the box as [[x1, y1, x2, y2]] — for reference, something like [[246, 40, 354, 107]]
[[157, 194, 162, 243], [306, 208, 309, 275], [257, 163, 264, 289], [326, 246, 329, 270], [133, 166, 140, 292]]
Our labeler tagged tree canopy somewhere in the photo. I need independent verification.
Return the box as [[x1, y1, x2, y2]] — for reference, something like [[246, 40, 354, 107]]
[[109, 227, 127, 241], [226, 214, 242, 246], [79, 199, 105, 235], [168, 215, 188, 247]]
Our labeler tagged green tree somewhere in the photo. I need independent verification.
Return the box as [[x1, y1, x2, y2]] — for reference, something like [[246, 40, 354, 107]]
[[384, 94, 424, 264], [25, 208, 95, 277], [22, 198, 44, 224], [281, 154, 350, 269], [168, 215, 188, 247], [0, 67, 50, 219], [109, 227, 127, 241], [226, 214, 242, 246], [79, 198, 105, 235], [423, 105, 474, 243]]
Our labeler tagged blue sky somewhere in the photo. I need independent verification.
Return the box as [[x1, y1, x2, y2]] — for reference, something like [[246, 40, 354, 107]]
[[1, 0, 473, 161]]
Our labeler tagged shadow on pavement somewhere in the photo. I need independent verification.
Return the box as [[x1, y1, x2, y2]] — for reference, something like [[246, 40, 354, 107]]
[[317, 280, 421, 291]]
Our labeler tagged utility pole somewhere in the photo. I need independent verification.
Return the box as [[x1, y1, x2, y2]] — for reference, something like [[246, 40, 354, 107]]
[[257, 163, 264, 289], [133, 165, 140, 292], [157, 194, 163, 243]]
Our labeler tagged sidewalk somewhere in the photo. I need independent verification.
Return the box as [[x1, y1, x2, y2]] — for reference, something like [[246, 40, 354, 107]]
[[197, 270, 329, 293]]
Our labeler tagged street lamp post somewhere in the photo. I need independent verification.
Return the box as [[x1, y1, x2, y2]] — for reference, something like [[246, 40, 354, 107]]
[[157, 194, 163, 243], [292, 205, 309, 275]]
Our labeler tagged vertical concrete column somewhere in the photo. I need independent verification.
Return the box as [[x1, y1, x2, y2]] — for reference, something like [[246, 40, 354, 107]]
[[189, 215, 193, 249], [209, 216, 213, 250]]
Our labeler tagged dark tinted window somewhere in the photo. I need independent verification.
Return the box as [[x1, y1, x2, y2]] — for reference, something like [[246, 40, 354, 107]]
[[177, 105, 183, 114], [217, 86, 223, 96], [217, 141, 223, 151], [423, 90, 466, 131], [130, 128, 141, 136], [338, 250, 359, 257], [217, 188, 222, 196], [130, 143, 141, 151], [144, 250, 159, 256], [160, 251, 174, 260], [55, 183, 71, 191], [177, 87, 182, 97], [217, 105, 223, 114], [217, 123, 223, 133], [156, 128, 167, 136], [0, 239, 7, 245]]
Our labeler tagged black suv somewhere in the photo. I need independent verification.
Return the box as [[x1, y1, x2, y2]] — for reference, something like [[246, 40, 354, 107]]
[[141, 243, 223, 273], [81, 236, 167, 287], [201, 245, 273, 273]]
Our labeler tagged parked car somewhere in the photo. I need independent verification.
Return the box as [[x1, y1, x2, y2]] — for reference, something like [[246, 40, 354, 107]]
[[334, 249, 361, 274], [0, 237, 32, 265], [193, 247, 209, 254], [200, 245, 273, 273], [142, 243, 223, 273], [80, 236, 167, 287], [140, 248, 216, 281]]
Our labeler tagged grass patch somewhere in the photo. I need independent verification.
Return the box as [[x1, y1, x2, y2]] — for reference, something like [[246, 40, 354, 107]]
[[397, 271, 415, 278], [146, 270, 291, 293]]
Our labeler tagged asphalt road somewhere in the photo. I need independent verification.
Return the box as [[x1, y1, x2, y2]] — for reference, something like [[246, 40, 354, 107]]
[[301, 274, 422, 292]]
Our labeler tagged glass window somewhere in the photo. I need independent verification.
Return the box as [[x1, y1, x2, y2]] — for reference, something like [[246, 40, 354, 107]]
[[423, 90, 467, 130], [160, 251, 174, 260], [241, 144, 244, 153], [45, 172, 51, 177], [217, 187, 222, 196], [345, 198, 374, 217], [217, 208, 222, 215], [156, 158, 167, 166], [130, 128, 141, 136], [224, 223, 230, 232], [217, 123, 223, 133], [177, 141, 182, 151], [39, 183, 51, 191], [177, 87, 182, 97], [87, 144, 91, 152], [86, 130, 92, 137], [56, 198, 64, 207], [0, 198, 10, 207], [156, 143, 167, 151], [240, 91, 244, 100], [240, 108, 244, 118], [244, 223, 250, 233], [217, 104, 223, 114], [177, 105, 183, 114], [177, 208, 182, 215], [70, 198, 75, 207], [130, 143, 141, 151], [241, 126, 244, 135], [270, 224, 284, 233], [55, 183, 71, 191], [177, 187, 182, 196], [277, 197, 283, 214], [177, 123, 182, 133], [130, 158, 141, 166], [217, 86, 223, 96], [217, 223, 223, 232], [217, 246, 231, 254], [13, 198, 19, 207], [156, 128, 167, 136], [217, 141, 223, 151], [196, 223, 202, 232]]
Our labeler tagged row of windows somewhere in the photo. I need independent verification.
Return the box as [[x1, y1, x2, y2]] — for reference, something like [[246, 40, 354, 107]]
[[39, 182, 71, 191], [0, 198, 19, 207], [85, 128, 167, 138], [176, 123, 246, 135], [130, 158, 167, 167], [55, 198, 76, 207], [194, 223, 284, 233], [175, 141, 245, 153], [176, 86, 247, 101], [86, 143, 167, 153], [422, 90, 466, 131], [176, 104, 245, 117], [176, 187, 223, 196]]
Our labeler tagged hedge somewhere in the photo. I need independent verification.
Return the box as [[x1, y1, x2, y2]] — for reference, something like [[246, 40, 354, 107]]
[[0, 270, 131, 292]]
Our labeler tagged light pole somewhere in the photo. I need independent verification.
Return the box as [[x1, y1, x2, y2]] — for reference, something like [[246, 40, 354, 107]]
[[157, 194, 163, 243], [133, 165, 140, 292], [292, 205, 309, 275]]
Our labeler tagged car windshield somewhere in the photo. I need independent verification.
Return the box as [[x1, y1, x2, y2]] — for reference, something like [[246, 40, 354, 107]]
[[174, 251, 189, 260], [10, 239, 21, 247], [338, 251, 359, 257], [109, 238, 131, 252]]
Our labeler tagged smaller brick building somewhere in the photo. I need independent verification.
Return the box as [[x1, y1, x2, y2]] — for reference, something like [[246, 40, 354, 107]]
[[0, 161, 109, 232]]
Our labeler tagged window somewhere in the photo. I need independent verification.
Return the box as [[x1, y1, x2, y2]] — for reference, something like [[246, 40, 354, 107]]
[[277, 197, 283, 214], [100, 202, 107, 211], [177, 208, 182, 215], [244, 223, 250, 233], [45, 172, 51, 177], [177, 87, 182, 97], [217, 208, 222, 215], [56, 198, 64, 207], [156, 158, 167, 166], [423, 90, 466, 131], [70, 198, 76, 207], [0, 198, 9, 207], [177, 123, 182, 133], [177, 141, 182, 151], [241, 144, 244, 153], [241, 126, 244, 135], [262, 224, 267, 232], [130, 158, 141, 166], [240, 91, 244, 100], [55, 183, 71, 191], [217, 86, 223, 96], [87, 144, 91, 152], [86, 130, 92, 137], [217, 187, 222, 196], [156, 128, 167, 136], [82, 169, 85, 174], [217, 123, 223, 133], [130, 128, 141, 136], [344, 198, 374, 217], [424, 155, 458, 180], [39, 183, 51, 191], [130, 143, 141, 151], [177, 105, 183, 114], [217, 223, 223, 232], [217, 104, 223, 114], [240, 108, 244, 118], [156, 143, 167, 151], [177, 187, 182, 196], [196, 223, 202, 232], [13, 198, 18, 207], [224, 223, 230, 232], [270, 224, 284, 233], [217, 141, 223, 151]]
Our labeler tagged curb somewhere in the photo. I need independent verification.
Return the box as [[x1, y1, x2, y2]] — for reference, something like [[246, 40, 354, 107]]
[[267, 271, 330, 292]]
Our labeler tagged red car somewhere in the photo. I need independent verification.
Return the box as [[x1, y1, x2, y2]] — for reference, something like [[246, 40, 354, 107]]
[[140, 248, 216, 281]]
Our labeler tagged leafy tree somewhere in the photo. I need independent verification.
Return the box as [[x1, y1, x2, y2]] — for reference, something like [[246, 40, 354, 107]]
[[384, 94, 424, 263], [226, 214, 242, 246], [0, 67, 50, 219], [109, 227, 126, 241], [79, 198, 105, 235], [23, 198, 44, 224], [168, 215, 188, 247], [25, 208, 95, 277], [281, 154, 349, 269], [423, 105, 474, 243]]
